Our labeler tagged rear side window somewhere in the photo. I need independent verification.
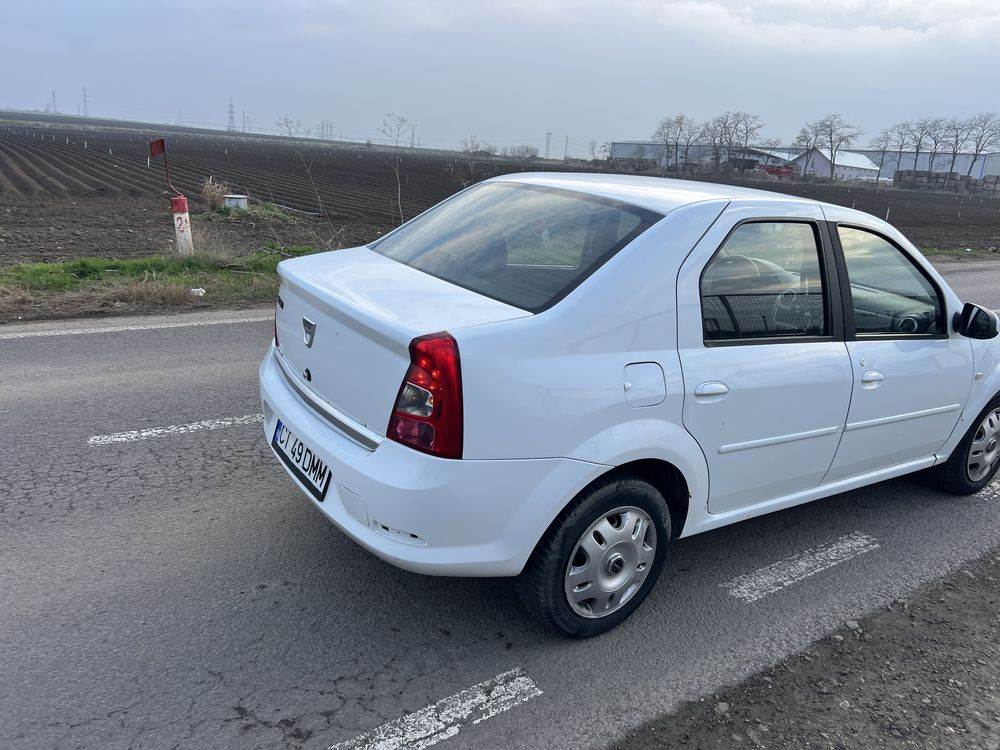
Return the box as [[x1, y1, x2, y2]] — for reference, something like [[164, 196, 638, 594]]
[[701, 221, 827, 341], [371, 182, 661, 312], [837, 226, 945, 336]]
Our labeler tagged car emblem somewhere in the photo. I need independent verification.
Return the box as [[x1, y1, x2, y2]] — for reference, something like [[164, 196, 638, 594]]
[[302, 318, 316, 348]]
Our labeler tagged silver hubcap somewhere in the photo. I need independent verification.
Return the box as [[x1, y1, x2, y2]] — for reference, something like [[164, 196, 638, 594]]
[[968, 408, 1000, 482], [564, 506, 657, 619]]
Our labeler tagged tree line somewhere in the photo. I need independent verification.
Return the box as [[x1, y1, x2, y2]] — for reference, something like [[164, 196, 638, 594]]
[[649, 111, 1000, 180], [869, 113, 1000, 178]]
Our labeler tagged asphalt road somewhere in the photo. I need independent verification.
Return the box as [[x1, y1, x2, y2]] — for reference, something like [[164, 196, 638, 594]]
[[2, 260, 1000, 750]]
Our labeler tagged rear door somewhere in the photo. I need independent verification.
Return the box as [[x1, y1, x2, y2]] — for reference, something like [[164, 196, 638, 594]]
[[677, 202, 853, 514], [822, 220, 973, 482]]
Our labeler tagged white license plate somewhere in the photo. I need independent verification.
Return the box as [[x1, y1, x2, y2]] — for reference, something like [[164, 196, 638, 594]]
[[272, 419, 332, 501]]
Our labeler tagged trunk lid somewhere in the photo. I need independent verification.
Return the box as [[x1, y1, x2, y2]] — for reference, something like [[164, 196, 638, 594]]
[[275, 247, 530, 437]]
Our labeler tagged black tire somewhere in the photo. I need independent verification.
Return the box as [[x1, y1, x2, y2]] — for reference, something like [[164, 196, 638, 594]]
[[514, 473, 671, 638], [929, 396, 1000, 495]]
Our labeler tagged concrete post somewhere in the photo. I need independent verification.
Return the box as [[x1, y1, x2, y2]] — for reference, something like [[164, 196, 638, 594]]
[[170, 195, 195, 255]]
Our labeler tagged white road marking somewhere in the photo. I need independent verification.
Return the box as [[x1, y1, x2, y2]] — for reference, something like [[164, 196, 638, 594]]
[[722, 531, 881, 603], [329, 667, 542, 750], [0, 314, 272, 340], [88, 413, 263, 446]]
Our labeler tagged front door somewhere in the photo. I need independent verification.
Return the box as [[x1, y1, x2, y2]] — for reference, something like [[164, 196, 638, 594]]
[[676, 203, 853, 514], [823, 222, 973, 482]]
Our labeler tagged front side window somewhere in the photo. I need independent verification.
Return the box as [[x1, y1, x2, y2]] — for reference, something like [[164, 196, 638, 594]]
[[701, 222, 827, 341], [371, 182, 661, 312], [837, 226, 944, 336]]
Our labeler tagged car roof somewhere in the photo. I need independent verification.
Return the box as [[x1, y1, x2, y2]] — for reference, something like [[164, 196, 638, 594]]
[[490, 172, 822, 216]]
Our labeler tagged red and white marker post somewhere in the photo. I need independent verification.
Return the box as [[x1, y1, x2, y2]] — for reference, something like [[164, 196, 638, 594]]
[[170, 195, 194, 255], [149, 138, 195, 255]]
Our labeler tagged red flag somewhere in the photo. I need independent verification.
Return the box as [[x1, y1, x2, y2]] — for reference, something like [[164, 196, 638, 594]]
[[149, 138, 166, 158]]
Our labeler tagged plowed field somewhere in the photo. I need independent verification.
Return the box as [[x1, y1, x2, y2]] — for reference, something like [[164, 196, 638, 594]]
[[1, 116, 999, 265]]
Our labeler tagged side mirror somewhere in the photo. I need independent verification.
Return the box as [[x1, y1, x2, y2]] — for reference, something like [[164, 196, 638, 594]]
[[955, 302, 1000, 340]]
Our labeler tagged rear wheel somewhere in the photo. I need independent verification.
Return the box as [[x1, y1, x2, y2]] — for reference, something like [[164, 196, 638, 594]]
[[514, 474, 670, 638], [930, 397, 1000, 495]]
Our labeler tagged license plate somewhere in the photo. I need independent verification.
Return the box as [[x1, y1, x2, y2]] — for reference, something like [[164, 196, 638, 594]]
[[272, 419, 332, 502]]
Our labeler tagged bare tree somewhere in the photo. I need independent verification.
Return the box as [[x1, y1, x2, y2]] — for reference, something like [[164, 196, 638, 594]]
[[889, 121, 912, 176], [379, 112, 411, 225], [652, 116, 680, 172], [459, 136, 498, 181], [965, 112, 1000, 176], [275, 116, 302, 138], [807, 114, 862, 179], [905, 116, 937, 173], [794, 125, 821, 176], [733, 112, 764, 173], [923, 117, 948, 176], [588, 140, 599, 165], [869, 128, 892, 182], [719, 112, 739, 174], [702, 113, 737, 174], [944, 117, 974, 174], [676, 116, 701, 174]]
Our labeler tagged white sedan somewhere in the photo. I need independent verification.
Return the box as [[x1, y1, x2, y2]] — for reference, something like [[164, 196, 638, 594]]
[[259, 173, 1000, 637]]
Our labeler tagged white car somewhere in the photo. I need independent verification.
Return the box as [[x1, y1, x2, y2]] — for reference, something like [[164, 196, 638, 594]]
[[259, 173, 1000, 637]]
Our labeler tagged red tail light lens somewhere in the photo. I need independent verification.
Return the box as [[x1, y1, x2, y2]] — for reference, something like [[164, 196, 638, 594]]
[[388, 332, 463, 459]]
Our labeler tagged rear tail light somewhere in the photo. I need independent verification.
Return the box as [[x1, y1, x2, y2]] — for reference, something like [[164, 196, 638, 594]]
[[388, 332, 463, 459]]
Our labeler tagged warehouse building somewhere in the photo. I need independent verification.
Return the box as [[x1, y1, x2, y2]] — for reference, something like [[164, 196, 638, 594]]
[[791, 148, 879, 181]]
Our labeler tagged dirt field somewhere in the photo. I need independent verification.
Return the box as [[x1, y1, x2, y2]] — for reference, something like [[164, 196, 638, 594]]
[[1, 115, 999, 265], [614, 549, 1000, 749]]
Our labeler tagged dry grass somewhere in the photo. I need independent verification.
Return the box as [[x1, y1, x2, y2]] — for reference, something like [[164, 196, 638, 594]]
[[201, 176, 232, 211], [0, 246, 318, 323]]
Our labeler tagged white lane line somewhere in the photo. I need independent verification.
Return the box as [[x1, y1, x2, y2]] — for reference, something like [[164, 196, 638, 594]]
[[88, 413, 263, 446], [0, 315, 272, 340], [329, 667, 542, 750], [722, 531, 880, 604]]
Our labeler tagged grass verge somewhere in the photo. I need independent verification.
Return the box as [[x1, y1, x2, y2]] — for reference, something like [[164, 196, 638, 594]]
[[0, 245, 319, 323], [921, 246, 1000, 259]]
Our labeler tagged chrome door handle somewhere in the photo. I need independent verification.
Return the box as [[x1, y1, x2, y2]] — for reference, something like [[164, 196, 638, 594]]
[[694, 381, 729, 397]]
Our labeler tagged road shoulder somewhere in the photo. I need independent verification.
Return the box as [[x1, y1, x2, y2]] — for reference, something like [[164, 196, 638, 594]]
[[613, 549, 1000, 749]]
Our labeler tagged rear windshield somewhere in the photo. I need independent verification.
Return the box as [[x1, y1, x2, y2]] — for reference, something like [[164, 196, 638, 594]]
[[370, 182, 661, 312]]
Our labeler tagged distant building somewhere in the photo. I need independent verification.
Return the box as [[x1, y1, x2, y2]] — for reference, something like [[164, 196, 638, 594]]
[[855, 149, 1000, 180], [608, 140, 1000, 181], [791, 149, 879, 181]]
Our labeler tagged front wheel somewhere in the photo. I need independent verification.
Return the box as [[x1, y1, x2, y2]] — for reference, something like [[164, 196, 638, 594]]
[[514, 474, 670, 638], [929, 397, 1000, 495]]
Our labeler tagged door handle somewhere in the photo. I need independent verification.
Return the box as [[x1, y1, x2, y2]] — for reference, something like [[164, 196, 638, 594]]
[[861, 370, 885, 388], [694, 381, 729, 397]]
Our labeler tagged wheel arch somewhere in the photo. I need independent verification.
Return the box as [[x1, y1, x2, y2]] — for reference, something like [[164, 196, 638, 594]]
[[610, 459, 690, 538], [525, 457, 693, 573]]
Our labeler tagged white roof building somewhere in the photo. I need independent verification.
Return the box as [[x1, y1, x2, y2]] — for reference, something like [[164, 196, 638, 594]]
[[791, 148, 880, 181]]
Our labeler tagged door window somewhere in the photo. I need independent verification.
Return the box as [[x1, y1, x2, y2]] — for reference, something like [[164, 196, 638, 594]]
[[701, 222, 827, 341], [837, 227, 944, 336]]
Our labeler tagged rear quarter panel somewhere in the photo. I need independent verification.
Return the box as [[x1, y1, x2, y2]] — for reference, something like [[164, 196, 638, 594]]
[[453, 200, 728, 525]]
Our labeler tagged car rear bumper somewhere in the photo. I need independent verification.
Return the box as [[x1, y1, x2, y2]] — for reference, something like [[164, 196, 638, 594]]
[[259, 346, 604, 576]]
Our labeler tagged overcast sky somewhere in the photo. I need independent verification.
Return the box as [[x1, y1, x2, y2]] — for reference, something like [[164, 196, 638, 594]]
[[2, 0, 997, 156]]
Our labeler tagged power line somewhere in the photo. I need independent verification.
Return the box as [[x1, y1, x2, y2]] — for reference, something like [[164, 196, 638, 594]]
[[226, 99, 236, 131], [81, 85, 89, 117]]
